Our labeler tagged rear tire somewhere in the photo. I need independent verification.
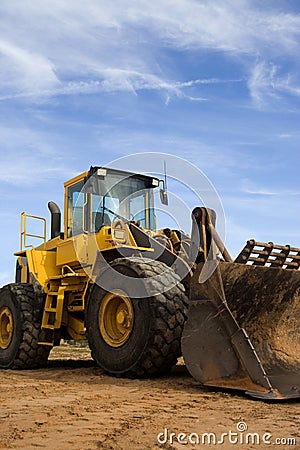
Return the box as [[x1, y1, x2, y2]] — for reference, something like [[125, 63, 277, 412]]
[[86, 257, 188, 377], [0, 283, 50, 369]]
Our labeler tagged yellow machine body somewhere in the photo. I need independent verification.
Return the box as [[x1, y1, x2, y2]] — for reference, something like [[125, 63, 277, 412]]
[[1, 167, 298, 401], [14, 167, 167, 345]]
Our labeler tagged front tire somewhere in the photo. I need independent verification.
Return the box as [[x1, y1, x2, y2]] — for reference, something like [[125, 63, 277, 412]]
[[0, 283, 50, 369], [86, 257, 188, 377]]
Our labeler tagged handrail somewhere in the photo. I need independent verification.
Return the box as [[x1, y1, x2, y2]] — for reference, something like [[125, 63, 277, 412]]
[[20, 212, 47, 251]]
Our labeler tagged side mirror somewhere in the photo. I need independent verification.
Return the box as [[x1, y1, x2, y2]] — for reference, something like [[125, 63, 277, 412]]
[[160, 188, 168, 206]]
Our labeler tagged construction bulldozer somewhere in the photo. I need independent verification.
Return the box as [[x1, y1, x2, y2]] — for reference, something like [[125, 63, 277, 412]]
[[0, 166, 299, 400]]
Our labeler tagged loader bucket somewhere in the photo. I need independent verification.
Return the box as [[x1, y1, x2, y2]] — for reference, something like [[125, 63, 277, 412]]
[[182, 261, 300, 400]]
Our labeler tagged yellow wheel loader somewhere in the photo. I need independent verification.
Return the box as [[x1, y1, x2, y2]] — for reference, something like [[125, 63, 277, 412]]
[[0, 166, 299, 400]]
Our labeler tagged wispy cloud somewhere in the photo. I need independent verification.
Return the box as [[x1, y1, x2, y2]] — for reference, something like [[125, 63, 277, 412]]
[[241, 178, 300, 197], [0, 158, 67, 185], [0, 68, 239, 103], [0, 1, 299, 106], [0, 39, 60, 97], [248, 61, 300, 109]]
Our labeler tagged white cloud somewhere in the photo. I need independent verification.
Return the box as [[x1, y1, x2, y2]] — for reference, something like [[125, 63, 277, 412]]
[[242, 186, 300, 196], [0, 1, 299, 105], [278, 133, 293, 139], [248, 61, 300, 108], [240, 177, 300, 197], [0, 39, 60, 97], [0, 69, 236, 103], [248, 62, 278, 108], [0, 158, 66, 185]]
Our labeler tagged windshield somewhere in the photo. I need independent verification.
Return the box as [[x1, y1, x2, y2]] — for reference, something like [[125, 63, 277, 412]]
[[68, 171, 156, 236]]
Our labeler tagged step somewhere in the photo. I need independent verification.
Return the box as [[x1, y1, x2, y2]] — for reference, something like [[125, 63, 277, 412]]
[[38, 341, 53, 347], [44, 307, 58, 313]]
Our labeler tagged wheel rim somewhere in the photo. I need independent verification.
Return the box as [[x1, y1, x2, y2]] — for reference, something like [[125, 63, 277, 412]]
[[99, 290, 134, 347], [0, 306, 14, 349]]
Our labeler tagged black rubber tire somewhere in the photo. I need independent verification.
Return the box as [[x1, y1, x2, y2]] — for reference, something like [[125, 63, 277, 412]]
[[0, 283, 51, 369], [86, 257, 188, 377]]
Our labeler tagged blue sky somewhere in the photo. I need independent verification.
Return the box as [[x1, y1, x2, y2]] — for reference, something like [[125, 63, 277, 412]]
[[0, 1, 300, 285]]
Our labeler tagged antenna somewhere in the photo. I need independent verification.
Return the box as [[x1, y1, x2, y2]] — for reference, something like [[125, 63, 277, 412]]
[[160, 160, 169, 205], [164, 160, 168, 191]]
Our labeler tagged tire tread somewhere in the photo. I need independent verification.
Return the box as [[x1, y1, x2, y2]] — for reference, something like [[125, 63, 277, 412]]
[[5, 283, 50, 369], [110, 258, 188, 377]]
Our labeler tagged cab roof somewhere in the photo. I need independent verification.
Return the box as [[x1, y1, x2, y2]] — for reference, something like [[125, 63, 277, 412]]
[[64, 166, 160, 189]]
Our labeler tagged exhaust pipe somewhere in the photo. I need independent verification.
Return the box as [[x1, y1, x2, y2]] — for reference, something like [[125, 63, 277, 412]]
[[48, 201, 61, 239]]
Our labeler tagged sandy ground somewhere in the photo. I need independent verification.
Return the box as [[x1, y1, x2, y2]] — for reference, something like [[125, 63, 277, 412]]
[[0, 344, 299, 450]]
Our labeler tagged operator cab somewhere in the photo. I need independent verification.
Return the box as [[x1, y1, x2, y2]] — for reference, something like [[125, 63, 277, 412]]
[[64, 166, 160, 238]]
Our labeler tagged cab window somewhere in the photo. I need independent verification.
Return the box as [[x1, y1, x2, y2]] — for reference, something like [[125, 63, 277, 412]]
[[67, 180, 85, 237]]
